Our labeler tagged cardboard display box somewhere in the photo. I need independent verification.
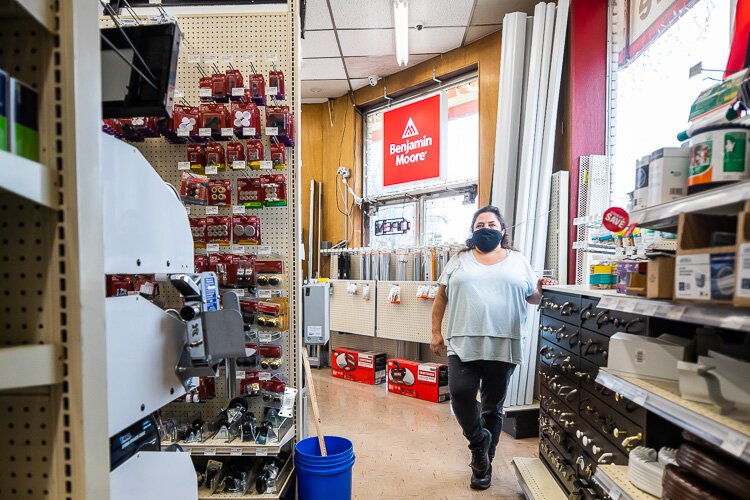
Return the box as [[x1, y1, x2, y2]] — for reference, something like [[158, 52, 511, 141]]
[[735, 210, 750, 307], [647, 256, 676, 299], [387, 358, 449, 403], [675, 213, 738, 304], [331, 347, 386, 385]]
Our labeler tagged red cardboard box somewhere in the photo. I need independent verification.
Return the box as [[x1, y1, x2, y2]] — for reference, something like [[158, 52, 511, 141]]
[[331, 347, 386, 385], [387, 358, 449, 403]]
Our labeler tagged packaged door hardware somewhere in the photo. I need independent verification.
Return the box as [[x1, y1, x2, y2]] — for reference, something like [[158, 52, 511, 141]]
[[237, 178, 264, 208], [231, 101, 261, 138], [331, 347, 386, 385], [268, 70, 285, 100]]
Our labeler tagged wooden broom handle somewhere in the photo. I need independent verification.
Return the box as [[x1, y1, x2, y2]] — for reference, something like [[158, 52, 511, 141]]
[[302, 348, 327, 456]]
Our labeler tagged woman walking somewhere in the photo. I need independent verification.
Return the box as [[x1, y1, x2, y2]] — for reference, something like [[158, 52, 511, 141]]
[[431, 205, 553, 490]]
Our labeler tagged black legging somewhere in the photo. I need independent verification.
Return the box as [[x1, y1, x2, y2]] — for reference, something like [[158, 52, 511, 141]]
[[447, 355, 517, 453]]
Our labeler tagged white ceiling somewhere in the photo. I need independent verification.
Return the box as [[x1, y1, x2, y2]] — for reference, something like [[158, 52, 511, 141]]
[[301, 0, 539, 103]]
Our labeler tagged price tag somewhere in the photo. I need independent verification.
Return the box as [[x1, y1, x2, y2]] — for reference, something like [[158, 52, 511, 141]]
[[573, 216, 585, 225], [631, 388, 648, 406], [241, 54, 256, 63], [622, 301, 637, 313], [258, 290, 272, 299], [177, 161, 190, 171], [265, 127, 278, 136], [258, 246, 272, 255], [721, 433, 748, 456], [232, 160, 246, 170], [242, 127, 256, 136], [199, 88, 212, 98], [233, 205, 246, 214], [205, 165, 218, 175], [174, 89, 185, 98], [230, 447, 243, 456], [232, 246, 246, 255], [206, 205, 219, 215], [640, 303, 659, 316], [266, 86, 278, 96], [232, 87, 245, 97], [609, 487, 622, 500], [265, 53, 278, 62], [187, 54, 201, 64], [259, 372, 272, 381], [234, 288, 245, 297], [720, 315, 745, 331], [666, 305, 687, 321], [177, 129, 190, 137], [186, 206, 191, 215], [221, 54, 235, 63], [206, 243, 220, 253], [236, 370, 246, 380], [259, 332, 273, 343], [260, 160, 273, 170], [255, 448, 268, 456], [203, 447, 217, 456], [221, 127, 234, 137], [204, 54, 219, 64], [199, 127, 212, 136], [598, 296, 617, 309]]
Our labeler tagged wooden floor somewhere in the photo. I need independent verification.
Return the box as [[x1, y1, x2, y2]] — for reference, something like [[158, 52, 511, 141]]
[[309, 368, 539, 499]]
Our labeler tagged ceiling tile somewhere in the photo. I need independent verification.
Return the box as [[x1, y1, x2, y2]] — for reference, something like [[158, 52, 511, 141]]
[[350, 78, 372, 91], [304, 0, 333, 30], [410, 27, 465, 55], [410, 0, 474, 27], [464, 24, 501, 44], [344, 53, 437, 79], [301, 58, 348, 80], [338, 29, 394, 57], [302, 79, 350, 99], [472, 0, 537, 25], [330, 0, 393, 29], [301, 30, 340, 58]]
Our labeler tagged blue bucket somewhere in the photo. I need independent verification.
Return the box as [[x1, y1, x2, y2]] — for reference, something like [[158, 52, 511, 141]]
[[295, 436, 355, 500]]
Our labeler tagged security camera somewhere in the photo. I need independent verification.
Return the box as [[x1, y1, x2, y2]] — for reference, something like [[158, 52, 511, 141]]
[[368, 75, 379, 86], [415, 21, 425, 30]]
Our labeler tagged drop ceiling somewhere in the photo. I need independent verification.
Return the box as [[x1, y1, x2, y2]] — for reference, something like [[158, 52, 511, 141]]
[[301, 0, 538, 103]]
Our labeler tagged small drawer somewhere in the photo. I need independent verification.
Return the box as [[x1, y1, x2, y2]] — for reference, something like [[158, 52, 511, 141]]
[[580, 329, 610, 367], [540, 316, 581, 354], [577, 359, 647, 427], [572, 420, 628, 467], [540, 410, 578, 463], [580, 297, 647, 336], [540, 374, 579, 414], [579, 388, 645, 455], [540, 292, 582, 325], [540, 386, 578, 433], [540, 436, 577, 494], [539, 339, 580, 379]]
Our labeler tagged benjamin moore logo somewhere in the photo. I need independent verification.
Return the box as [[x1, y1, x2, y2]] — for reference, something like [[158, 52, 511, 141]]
[[401, 117, 419, 139]]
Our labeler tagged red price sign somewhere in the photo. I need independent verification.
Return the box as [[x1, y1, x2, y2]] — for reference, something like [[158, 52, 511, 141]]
[[602, 207, 630, 233]]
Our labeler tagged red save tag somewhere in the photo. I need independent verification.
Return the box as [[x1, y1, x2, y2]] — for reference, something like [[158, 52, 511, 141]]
[[602, 207, 630, 232]]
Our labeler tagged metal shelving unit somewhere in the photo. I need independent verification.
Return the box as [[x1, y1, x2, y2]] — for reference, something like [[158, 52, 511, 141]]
[[596, 369, 750, 464], [512, 457, 567, 500], [0, 343, 63, 390], [165, 425, 295, 457], [196, 458, 294, 499], [593, 465, 658, 500]]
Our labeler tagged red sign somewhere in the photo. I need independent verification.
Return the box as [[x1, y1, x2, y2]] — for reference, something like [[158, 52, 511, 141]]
[[602, 207, 630, 233], [382, 94, 441, 186]]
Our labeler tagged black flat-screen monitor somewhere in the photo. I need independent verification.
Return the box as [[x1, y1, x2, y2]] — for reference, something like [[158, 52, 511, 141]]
[[101, 22, 181, 119]]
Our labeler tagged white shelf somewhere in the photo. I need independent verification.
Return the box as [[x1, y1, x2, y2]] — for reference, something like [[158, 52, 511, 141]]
[[597, 294, 750, 332], [630, 180, 750, 232], [197, 459, 294, 499], [596, 369, 750, 464], [593, 465, 658, 500], [0, 150, 56, 208], [512, 457, 567, 500], [0, 344, 63, 390], [542, 284, 621, 299], [164, 424, 295, 457], [0, 0, 55, 33]]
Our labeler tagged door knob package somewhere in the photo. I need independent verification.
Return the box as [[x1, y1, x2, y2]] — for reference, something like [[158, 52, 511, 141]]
[[331, 347, 386, 385], [387, 358, 450, 402]]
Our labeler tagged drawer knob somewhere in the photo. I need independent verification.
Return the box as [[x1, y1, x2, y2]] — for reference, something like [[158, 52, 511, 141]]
[[580, 304, 594, 320], [622, 433, 643, 450], [591, 445, 602, 455], [575, 430, 584, 439], [613, 427, 628, 438], [597, 453, 615, 464], [560, 302, 576, 316], [574, 371, 591, 381], [582, 436, 593, 447]]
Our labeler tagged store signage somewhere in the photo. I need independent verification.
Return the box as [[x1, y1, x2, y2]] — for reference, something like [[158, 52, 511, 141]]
[[602, 207, 630, 233], [374, 217, 411, 236], [621, 0, 692, 66], [382, 94, 441, 186]]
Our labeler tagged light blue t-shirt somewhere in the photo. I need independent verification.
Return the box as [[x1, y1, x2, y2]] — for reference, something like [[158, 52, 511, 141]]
[[437, 249, 536, 364]]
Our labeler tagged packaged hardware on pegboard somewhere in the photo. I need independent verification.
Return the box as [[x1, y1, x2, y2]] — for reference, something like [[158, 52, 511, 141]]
[[191, 457, 285, 495], [261, 174, 287, 206], [208, 179, 231, 206], [103, 117, 161, 142], [182, 377, 216, 403], [246, 140, 265, 169], [106, 274, 159, 298], [268, 70, 285, 101], [246, 74, 266, 106], [170, 104, 200, 143], [255, 259, 283, 274], [199, 75, 213, 103], [265, 106, 295, 146], [256, 297, 288, 330], [231, 101, 261, 139], [270, 142, 286, 169], [226, 141, 245, 169], [205, 143, 226, 171], [237, 178, 265, 208], [211, 71, 229, 103], [239, 298, 258, 325], [200, 103, 231, 140], [180, 172, 208, 205], [190, 217, 206, 247], [206, 216, 232, 246], [194, 254, 209, 273], [187, 143, 205, 172], [209, 253, 256, 288], [257, 273, 284, 288], [226, 69, 244, 101], [232, 215, 261, 245]]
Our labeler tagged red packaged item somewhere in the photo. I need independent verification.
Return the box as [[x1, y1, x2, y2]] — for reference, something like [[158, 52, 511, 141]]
[[260, 379, 285, 394], [226, 69, 244, 101], [232, 215, 261, 245], [208, 179, 231, 206], [190, 217, 206, 248], [231, 101, 261, 138], [204, 143, 226, 171], [257, 301, 282, 316], [268, 70, 285, 100], [106, 275, 134, 297], [239, 371, 261, 396], [194, 255, 209, 273], [200, 103, 229, 137], [237, 254, 256, 289], [173, 104, 200, 139], [197, 377, 216, 401], [226, 141, 245, 169], [246, 140, 265, 168], [237, 178, 264, 208], [206, 216, 231, 246], [211, 72, 229, 102], [180, 172, 208, 205], [199, 76, 213, 102], [331, 347, 387, 385], [208, 253, 225, 284], [246, 74, 266, 106], [133, 274, 159, 298], [239, 299, 258, 324], [387, 359, 449, 403], [187, 143, 205, 172], [255, 259, 283, 274], [260, 174, 287, 207], [270, 142, 286, 169], [258, 344, 282, 358]]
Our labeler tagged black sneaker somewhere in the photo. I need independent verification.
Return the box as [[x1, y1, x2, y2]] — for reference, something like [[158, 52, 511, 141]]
[[469, 429, 491, 476], [470, 464, 492, 490]]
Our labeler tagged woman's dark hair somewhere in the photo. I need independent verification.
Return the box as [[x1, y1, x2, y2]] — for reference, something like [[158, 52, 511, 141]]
[[461, 205, 516, 253]]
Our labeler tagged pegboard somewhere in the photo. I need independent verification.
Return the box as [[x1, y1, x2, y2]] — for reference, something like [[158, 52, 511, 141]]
[[575, 155, 610, 285], [375, 281, 448, 343], [329, 331, 403, 360], [328, 280, 376, 336]]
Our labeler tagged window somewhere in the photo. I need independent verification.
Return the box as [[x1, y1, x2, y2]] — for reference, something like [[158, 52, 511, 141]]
[[363, 75, 479, 247], [609, 0, 732, 208]]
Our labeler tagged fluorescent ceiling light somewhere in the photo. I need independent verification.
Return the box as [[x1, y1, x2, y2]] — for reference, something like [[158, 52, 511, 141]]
[[393, 0, 408, 67]]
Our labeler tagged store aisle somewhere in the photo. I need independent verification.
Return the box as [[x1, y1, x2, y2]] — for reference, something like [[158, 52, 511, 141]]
[[309, 369, 538, 500]]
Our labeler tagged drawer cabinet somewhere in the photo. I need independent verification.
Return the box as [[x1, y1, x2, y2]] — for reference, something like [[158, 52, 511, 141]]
[[572, 419, 628, 466], [540, 316, 581, 353], [580, 328, 610, 367], [580, 298, 646, 337], [540, 292, 581, 325], [579, 387, 645, 455], [540, 436, 577, 494]]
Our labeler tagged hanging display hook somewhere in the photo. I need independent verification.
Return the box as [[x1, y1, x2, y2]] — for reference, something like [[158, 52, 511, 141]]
[[432, 68, 442, 86], [383, 84, 393, 107]]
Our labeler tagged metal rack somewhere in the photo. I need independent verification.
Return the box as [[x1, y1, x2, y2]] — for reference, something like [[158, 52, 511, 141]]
[[511, 457, 567, 500], [593, 465, 657, 500]]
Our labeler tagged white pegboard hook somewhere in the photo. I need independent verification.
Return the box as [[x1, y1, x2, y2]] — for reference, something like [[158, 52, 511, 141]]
[[383, 84, 393, 108], [432, 68, 442, 87]]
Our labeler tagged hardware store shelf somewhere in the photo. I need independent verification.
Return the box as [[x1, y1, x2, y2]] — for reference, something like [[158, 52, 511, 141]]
[[593, 465, 658, 500], [0, 150, 56, 208], [197, 459, 293, 499], [512, 457, 566, 500], [596, 369, 750, 464], [0, 343, 63, 390], [629, 180, 750, 232], [0, 0, 55, 32], [164, 424, 294, 457]]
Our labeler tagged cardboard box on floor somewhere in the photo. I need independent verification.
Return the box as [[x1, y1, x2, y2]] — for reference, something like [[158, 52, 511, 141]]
[[675, 212, 738, 304], [735, 208, 750, 307], [331, 347, 387, 385], [386, 358, 449, 403]]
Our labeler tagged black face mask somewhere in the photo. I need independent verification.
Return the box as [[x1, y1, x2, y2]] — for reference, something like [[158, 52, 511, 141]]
[[472, 228, 503, 253]]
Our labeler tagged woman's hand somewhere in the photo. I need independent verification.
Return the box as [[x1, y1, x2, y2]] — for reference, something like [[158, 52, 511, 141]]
[[430, 333, 446, 355], [527, 277, 557, 305], [538, 277, 556, 290]]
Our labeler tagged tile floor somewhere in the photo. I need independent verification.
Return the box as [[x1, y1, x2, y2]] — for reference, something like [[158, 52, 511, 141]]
[[308, 368, 539, 499]]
